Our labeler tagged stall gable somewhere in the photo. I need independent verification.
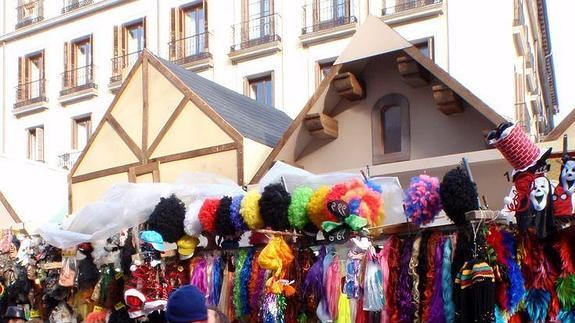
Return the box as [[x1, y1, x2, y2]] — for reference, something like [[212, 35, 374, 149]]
[[147, 65, 185, 142], [109, 65, 144, 150]]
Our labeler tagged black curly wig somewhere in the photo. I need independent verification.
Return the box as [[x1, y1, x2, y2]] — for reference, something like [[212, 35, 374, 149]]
[[215, 196, 235, 236], [439, 166, 479, 226], [259, 183, 291, 231], [77, 246, 100, 290], [148, 195, 186, 243]]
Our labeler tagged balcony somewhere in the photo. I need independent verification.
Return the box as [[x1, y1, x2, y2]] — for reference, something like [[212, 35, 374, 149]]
[[169, 32, 213, 72], [13, 79, 48, 117], [57, 150, 82, 170], [62, 0, 94, 14], [16, 0, 44, 29], [229, 13, 282, 64], [381, 0, 443, 25], [109, 51, 142, 92], [300, 0, 358, 46], [59, 65, 98, 105]]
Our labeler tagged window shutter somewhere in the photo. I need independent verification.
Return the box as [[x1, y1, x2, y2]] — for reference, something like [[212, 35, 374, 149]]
[[63, 42, 69, 88], [170, 8, 177, 60], [142, 17, 147, 49], [40, 50, 45, 96], [89, 34, 94, 82], [36, 127, 44, 162], [17, 56, 24, 100], [113, 25, 119, 58], [241, 0, 248, 43], [203, 1, 208, 50]]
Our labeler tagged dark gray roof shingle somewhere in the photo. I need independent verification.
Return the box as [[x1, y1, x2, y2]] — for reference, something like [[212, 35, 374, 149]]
[[158, 57, 292, 147]]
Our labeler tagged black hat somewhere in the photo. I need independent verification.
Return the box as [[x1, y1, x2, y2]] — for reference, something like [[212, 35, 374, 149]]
[[4, 306, 27, 321]]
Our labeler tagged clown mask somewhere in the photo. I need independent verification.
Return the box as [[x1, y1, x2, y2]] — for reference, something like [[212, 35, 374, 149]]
[[530, 177, 550, 211], [561, 159, 575, 195]]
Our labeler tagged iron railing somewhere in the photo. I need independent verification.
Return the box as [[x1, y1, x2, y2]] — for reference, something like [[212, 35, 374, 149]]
[[62, 0, 93, 13], [382, 0, 442, 15], [61, 65, 97, 96], [110, 51, 142, 84], [230, 13, 281, 52], [14, 79, 46, 108], [169, 32, 212, 65], [57, 150, 82, 170], [16, 0, 44, 29], [302, 0, 357, 34]]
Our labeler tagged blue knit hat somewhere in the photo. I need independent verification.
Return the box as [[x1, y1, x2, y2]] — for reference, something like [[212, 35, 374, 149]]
[[166, 285, 207, 322]]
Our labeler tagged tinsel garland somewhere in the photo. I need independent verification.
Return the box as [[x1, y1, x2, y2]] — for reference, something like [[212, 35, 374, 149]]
[[211, 256, 223, 307], [262, 293, 287, 323], [233, 250, 248, 319], [239, 249, 255, 317], [249, 251, 266, 318]]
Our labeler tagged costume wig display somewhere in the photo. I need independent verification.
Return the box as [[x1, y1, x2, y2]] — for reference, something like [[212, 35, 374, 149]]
[[184, 200, 204, 237], [439, 166, 479, 225], [77, 244, 100, 290], [147, 195, 186, 243], [288, 187, 313, 230], [198, 198, 220, 234], [259, 183, 291, 231], [325, 179, 385, 226], [240, 190, 264, 230], [215, 196, 235, 236], [404, 174, 442, 226], [307, 186, 331, 229]]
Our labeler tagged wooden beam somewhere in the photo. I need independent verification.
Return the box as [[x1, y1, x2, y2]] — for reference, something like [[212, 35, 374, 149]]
[[128, 161, 160, 183], [142, 56, 149, 161], [106, 115, 144, 162], [432, 83, 464, 115], [332, 72, 364, 101], [146, 95, 189, 158], [236, 141, 244, 186], [396, 54, 430, 87], [303, 113, 338, 140], [0, 191, 22, 224], [154, 142, 237, 164], [71, 162, 141, 184]]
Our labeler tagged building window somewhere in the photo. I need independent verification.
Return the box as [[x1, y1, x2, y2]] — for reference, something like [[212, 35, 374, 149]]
[[170, 3, 210, 63], [302, 0, 356, 34], [411, 37, 434, 60], [316, 59, 335, 86], [112, 18, 146, 82], [27, 126, 44, 162], [15, 50, 46, 108], [230, 0, 279, 51], [246, 73, 273, 106], [62, 35, 96, 95], [72, 116, 92, 151], [16, 0, 44, 29], [62, 0, 94, 14], [372, 93, 410, 164]]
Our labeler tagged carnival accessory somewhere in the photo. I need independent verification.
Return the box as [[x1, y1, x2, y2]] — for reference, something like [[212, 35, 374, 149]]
[[139, 231, 164, 252], [148, 195, 186, 243], [176, 235, 199, 260]]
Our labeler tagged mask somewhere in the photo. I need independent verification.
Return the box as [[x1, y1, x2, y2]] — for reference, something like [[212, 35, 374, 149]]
[[530, 177, 550, 211], [561, 160, 575, 194]]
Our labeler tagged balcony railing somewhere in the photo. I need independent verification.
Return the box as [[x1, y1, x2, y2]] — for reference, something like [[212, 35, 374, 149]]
[[62, 0, 93, 14], [14, 79, 46, 108], [57, 150, 82, 170], [61, 65, 97, 96], [382, 0, 442, 16], [230, 13, 282, 52], [170, 32, 212, 65], [302, 0, 357, 34], [110, 51, 142, 84], [513, 1, 525, 26], [16, 0, 44, 29]]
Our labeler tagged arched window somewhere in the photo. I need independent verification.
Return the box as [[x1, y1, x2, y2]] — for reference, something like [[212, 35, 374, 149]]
[[372, 94, 410, 164]]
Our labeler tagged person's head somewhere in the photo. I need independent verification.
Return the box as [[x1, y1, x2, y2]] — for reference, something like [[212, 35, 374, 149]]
[[4, 306, 27, 323], [165, 285, 208, 323], [207, 306, 229, 323]]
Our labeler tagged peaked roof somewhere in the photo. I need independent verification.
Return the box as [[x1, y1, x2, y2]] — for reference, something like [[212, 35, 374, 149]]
[[158, 57, 292, 147], [545, 107, 575, 141], [249, 16, 507, 183]]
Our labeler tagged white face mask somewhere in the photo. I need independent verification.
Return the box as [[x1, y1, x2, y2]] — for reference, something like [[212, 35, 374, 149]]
[[562, 160, 575, 194], [530, 177, 550, 211]]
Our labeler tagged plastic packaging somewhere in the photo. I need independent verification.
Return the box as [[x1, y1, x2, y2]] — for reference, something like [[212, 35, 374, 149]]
[[363, 247, 384, 311]]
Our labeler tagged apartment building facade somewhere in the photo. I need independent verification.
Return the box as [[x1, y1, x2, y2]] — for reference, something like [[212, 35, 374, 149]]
[[0, 0, 557, 171]]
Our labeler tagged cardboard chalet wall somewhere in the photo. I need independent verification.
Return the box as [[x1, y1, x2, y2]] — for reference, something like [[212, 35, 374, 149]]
[[69, 50, 291, 213], [251, 17, 517, 210]]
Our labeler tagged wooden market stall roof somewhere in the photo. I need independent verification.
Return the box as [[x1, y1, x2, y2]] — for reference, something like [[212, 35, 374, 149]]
[[69, 49, 292, 212]]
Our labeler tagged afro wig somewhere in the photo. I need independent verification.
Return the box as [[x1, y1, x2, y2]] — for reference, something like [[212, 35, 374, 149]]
[[215, 196, 235, 236], [148, 195, 186, 243], [288, 187, 314, 230], [259, 183, 291, 231], [307, 186, 331, 229], [184, 200, 204, 237], [241, 191, 264, 230], [198, 199, 220, 234], [439, 167, 479, 226]]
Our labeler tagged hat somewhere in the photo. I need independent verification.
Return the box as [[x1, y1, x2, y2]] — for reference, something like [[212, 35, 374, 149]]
[[177, 235, 199, 260], [488, 122, 551, 177], [140, 231, 164, 251], [165, 285, 207, 323], [4, 306, 27, 320]]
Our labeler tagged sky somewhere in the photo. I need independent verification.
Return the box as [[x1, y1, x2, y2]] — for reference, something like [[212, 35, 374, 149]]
[[547, 0, 574, 123]]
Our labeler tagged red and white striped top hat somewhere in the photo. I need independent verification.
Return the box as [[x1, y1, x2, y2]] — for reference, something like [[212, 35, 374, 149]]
[[489, 124, 550, 176]]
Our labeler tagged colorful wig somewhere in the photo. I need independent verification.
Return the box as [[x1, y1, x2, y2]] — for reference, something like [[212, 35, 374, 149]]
[[198, 198, 220, 234], [404, 174, 442, 226], [288, 186, 314, 230], [307, 186, 331, 229], [240, 190, 264, 230]]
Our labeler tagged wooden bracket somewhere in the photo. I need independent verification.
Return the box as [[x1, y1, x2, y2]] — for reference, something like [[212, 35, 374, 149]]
[[332, 72, 364, 101], [432, 84, 464, 115], [304, 113, 338, 140], [396, 54, 430, 87]]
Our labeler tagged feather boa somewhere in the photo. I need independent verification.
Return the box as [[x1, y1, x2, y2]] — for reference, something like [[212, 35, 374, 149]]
[[525, 289, 550, 323], [302, 248, 326, 312], [428, 238, 445, 323], [501, 230, 525, 313], [557, 274, 575, 310], [397, 237, 415, 323], [558, 309, 575, 323], [249, 251, 266, 317], [442, 237, 455, 323]]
